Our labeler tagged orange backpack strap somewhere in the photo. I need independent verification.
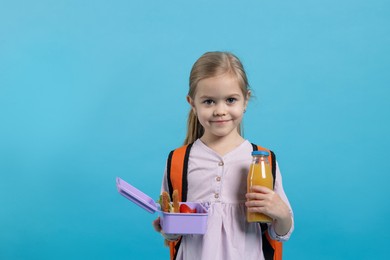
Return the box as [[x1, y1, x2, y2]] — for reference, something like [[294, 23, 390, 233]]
[[166, 143, 193, 260], [167, 143, 193, 202], [252, 143, 283, 260], [266, 232, 283, 260]]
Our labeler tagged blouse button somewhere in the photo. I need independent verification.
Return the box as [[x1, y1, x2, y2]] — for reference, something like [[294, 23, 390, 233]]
[[214, 193, 219, 199], [218, 161, 224, 166], [216, 176, 221, 182]]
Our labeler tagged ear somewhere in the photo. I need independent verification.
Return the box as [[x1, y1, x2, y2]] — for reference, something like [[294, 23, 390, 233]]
[[187, 93, 196, 115], [244, 90, 251, 110], [187, 96, 195, 109]]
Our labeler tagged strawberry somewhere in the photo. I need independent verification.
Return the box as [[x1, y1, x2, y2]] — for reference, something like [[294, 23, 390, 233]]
[[179, 204, 197, 213]]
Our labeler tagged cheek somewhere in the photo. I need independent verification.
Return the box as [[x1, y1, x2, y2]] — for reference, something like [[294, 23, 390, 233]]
[[231, 106, 245, 119], [198, 110, 210, 121]]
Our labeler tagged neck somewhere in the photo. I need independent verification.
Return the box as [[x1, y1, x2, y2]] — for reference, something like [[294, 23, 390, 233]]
[[200, 132, 245, 156]]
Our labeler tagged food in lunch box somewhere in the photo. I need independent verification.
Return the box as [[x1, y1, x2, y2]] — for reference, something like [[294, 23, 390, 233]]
[[158, 190, 197, 213], [179, 204, 197, 214], [160, 191, 171, 212], [172, 190, 180, 213]]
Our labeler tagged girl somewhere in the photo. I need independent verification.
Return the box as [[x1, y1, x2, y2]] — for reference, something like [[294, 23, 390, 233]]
[[153, 51, 294, 260]]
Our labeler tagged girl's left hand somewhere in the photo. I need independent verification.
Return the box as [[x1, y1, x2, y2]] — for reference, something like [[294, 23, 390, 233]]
[[245, 185, 290, 222]]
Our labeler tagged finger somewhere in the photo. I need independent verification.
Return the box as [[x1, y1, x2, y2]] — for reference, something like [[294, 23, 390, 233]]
[[247, 206, 266, 213], [245, 199, 268, 208], [152, 217, 162, 232], [246, 192, 268, 200], [250, 185, 273, 193]]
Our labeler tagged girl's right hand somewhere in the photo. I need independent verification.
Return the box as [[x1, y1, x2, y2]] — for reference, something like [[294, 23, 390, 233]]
[[152, 217, 180, 242], [152, 217, 162, 232]]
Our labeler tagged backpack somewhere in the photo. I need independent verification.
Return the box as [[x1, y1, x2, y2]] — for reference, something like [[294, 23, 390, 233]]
[[166, 143, 283, 260]]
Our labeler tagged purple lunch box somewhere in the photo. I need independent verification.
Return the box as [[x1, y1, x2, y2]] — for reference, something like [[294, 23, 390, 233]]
[[116, 177, 208, 235]]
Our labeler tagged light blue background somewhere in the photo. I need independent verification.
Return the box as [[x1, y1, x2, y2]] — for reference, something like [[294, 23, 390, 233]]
[[1, 0, 389, 259]]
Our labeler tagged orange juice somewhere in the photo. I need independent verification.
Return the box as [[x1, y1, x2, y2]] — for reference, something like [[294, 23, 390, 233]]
[[247, 151, 273, 223]]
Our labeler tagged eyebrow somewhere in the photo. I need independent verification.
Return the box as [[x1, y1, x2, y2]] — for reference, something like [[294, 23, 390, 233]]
[[199, 93, 242, 99]]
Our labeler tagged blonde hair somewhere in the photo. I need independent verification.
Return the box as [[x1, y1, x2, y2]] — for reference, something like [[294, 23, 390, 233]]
[[184, 51, 250, 145]]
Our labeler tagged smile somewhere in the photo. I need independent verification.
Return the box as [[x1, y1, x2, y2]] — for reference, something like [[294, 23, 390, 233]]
[[211, 119, 232, 123]]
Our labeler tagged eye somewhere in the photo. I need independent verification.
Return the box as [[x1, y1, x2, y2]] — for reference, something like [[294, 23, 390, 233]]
[[202, 99, 215, 105], [226, 97, 237, 104]]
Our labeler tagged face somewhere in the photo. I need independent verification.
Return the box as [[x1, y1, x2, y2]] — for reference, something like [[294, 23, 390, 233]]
[[187, 74, 250, 141]]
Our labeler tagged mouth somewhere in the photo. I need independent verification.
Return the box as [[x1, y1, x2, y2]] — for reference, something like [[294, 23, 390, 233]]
[[211, 119, 232, 124]]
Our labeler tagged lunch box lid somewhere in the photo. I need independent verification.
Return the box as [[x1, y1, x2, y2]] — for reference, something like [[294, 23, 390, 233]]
[[116, 177, 158, 213]]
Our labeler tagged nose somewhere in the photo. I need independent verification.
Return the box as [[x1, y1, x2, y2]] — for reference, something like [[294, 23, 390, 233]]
[[213, 103, 227, 116]]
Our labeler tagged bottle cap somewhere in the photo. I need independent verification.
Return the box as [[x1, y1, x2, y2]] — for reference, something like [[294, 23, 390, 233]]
[[251, 151, 269, 156]]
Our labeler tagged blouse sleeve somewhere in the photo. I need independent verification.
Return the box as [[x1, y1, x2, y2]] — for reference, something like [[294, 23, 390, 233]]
[[268, 161, 294, 241], [160, 163, 169, 193]]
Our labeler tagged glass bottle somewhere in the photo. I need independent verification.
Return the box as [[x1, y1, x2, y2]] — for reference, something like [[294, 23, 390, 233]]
[[247, 150, 273, 223]]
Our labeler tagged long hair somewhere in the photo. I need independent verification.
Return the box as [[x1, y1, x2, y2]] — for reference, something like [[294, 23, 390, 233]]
[[184, 51, 250, 145]]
